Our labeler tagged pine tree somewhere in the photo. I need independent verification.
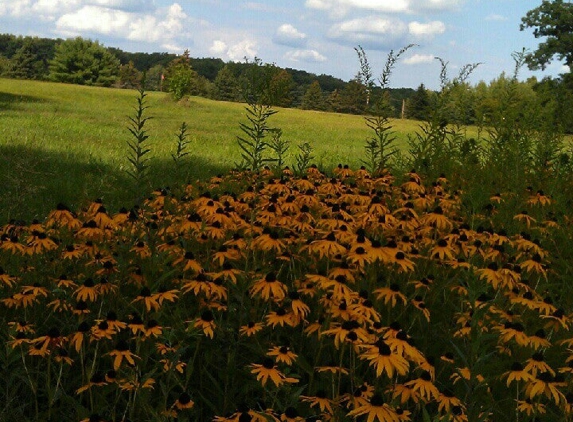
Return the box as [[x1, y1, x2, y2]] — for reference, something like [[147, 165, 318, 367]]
[[408, 83, 431, 120], [49, 37, 119, 86], [212, 65, 239, 101], [301, 80, 325, 110]]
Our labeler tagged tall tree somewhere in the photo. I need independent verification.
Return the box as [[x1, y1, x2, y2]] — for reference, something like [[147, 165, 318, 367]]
[[267, 68, 294, 107], [49, 37, 119, 86], [164, 50, 208, 100], [301, 80, 325, 110], [212, 64, 239, 101], [117, 60, 142, 89], [407, 83, 431, 120], [340, 78, 367, 114], [520, 0, 573, 70]]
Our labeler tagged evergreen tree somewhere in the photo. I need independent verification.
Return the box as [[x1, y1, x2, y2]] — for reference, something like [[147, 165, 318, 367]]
[[408, 83, 431, 120], [0, 54, 11, 76], [301, 80, 325, 110], [267, 68, 294, 107], [212, 64, 239, 101], [327, 89, 342, 112], [8, 38, 51, 79], [49, 37, 119, 86], [340, 78, 367, 114]]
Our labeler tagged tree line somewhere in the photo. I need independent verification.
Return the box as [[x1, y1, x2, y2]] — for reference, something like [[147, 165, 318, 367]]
[[2, 31, 573, 132], [0, 34, 414, 117]]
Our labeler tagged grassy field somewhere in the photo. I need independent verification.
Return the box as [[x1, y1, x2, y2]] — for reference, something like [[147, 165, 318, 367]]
[[0, 78, 439, 223]]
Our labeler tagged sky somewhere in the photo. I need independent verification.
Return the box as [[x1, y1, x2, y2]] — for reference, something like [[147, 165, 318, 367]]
[[0, 0, 568, 89]]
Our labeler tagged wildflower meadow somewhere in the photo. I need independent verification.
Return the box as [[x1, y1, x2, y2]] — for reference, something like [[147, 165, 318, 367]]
[[2, 159, 573, 421], [2, 45, 573, 422]]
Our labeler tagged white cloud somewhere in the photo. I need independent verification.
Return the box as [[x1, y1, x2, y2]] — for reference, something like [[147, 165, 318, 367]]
[[285, 49, 327, 62], [54, 2, 190, 50], [328, 17, 408, 49], [274, 23, 307, 47], [210, 40, 228, 55], [86, 0, 154, 12], [56, 6, 131, 36], [485, 14, 507, 22], [305, 0, 464, 15], [404, 53, 435, 65], [226, 39, 258, 61], [408, 21, 446, 37]]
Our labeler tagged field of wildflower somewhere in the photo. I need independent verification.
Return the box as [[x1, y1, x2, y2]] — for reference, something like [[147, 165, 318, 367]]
[[2, 160, 573, 421]]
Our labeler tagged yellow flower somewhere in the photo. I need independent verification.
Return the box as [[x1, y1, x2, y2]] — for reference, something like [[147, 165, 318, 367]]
[[347, 393, 399, 422], [267, 345, 298, 365], [108, 340, 140, 370], [359, 340, 409, 378], [250, 358, 298, 387]]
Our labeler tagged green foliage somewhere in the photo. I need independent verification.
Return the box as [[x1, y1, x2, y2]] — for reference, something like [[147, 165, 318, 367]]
[[237, 103, 278, 171], [408, 83, 431, 120], [171, 122, 191, 180], [236, 58, 285, 171], [117, 60, 142, 89], [301, 80, 325, 110], [294, 142, 315, 176], [339, 78, 367, 114], [212, 64, 240, 101], [49, 37, 119, 86], [520, 0, 573, 69], [164, 50, 196, 101], [144, 64, 165, 91], [126, 85, 153, 196], [408, 58, 481, 179], [267, 128, 290, 171], [7, 38, 49, 80], [358, 44, 415, 173]]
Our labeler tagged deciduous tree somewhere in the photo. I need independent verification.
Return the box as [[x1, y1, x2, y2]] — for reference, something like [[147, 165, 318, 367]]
[[520, 0, 573, 70]]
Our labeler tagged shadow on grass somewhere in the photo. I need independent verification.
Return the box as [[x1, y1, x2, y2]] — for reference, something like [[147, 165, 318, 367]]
[[0, 144, 230, 224], [0, 92, 47, 112]]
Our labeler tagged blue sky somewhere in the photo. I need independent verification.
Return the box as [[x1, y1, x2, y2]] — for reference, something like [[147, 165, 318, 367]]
[[0, 0, 568, 89]]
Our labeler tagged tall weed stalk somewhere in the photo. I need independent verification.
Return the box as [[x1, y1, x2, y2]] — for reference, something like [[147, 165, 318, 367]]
[[408, 58, 481, 180], [236, 58, 279, 171], [126, 84, 153, 200], [357, 45, 415, 174]]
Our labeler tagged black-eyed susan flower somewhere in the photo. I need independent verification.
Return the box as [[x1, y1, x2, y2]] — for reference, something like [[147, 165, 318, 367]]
[[300, 390, 335, 415], [436, 389, 463, 414], [359, 340, 409, 378], [132, 286, 160, 312], [404, 371, 440, 402], [265, 307, 295, 328], [516, 398, 545, 417], [250, 358, 298, 387], [239, 321, 264, 337], [108, 340, 139, 370], [524, 352, 555, 377], [346, 392, 399, 422], [267, 346, 297, 365], [502, 362, 534, 386], [174, 392, 194, 410], [374, 283, 407, 308], [250, 272, 287, 302], [76, 372, 107, 394], [192, 310, 216, 338]]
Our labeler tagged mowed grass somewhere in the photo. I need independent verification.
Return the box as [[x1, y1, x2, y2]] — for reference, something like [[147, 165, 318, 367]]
[[0, 78, 443, 222]]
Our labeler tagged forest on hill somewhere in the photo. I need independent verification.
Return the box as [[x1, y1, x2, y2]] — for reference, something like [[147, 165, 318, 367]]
[[1, 32, 573, 132]]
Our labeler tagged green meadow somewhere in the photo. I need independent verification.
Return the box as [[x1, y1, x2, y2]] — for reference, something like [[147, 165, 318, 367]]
[[0, 78, 438, 223]]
